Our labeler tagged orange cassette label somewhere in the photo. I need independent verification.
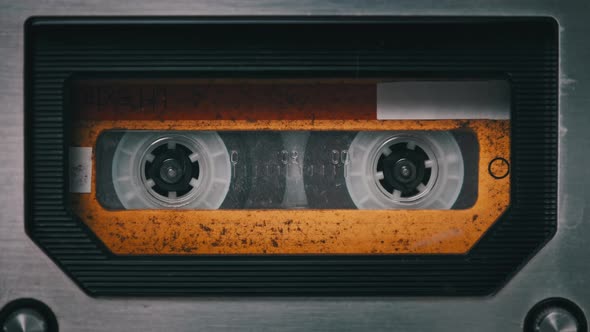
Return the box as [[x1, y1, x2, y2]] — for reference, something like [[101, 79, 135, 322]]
[[69, 78, 510, 255]]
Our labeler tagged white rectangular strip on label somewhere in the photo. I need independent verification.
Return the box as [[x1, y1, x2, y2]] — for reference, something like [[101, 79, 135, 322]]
[[377, 80, 510, 120], [69, 147, 92, 193]]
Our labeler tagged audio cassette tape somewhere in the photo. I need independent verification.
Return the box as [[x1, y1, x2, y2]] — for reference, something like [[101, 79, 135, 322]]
[[23, 17, 558, 298]]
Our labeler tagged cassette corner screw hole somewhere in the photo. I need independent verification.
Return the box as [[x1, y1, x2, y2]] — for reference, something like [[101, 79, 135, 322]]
[[524, 298, 587, 332], [0, 299, 58, 332]]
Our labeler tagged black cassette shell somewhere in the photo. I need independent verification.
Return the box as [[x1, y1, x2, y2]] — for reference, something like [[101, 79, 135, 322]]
[[25, 17, 558, 296]]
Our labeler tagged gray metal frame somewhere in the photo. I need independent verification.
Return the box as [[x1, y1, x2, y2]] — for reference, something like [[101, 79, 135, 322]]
[[1, 1, 588, 331]]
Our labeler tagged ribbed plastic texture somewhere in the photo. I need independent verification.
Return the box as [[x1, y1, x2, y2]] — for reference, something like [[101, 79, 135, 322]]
[[25, 18, 558, 296]]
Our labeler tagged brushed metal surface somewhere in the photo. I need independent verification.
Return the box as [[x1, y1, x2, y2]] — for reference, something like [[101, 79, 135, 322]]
[[1, 0, 589, 331]]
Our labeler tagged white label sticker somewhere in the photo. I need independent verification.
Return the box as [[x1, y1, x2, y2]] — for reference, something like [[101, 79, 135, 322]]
[[377, 80, 510, 120], [69, 147, 92, 193]]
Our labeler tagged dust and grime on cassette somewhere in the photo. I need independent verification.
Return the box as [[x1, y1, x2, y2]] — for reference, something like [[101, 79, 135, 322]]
[[68, 78, 510, 255]]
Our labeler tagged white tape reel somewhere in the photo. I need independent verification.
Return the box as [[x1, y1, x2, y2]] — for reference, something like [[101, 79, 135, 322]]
[[112, 131, 231, 209], [345, 131, 464, 209]]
